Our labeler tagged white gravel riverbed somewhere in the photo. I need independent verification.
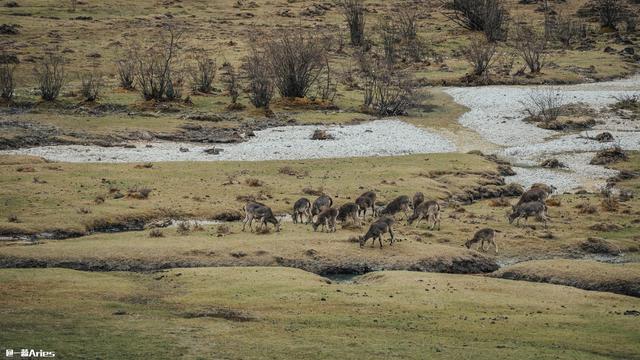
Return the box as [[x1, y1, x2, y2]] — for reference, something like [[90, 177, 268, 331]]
[[1, 120, 455, 163]]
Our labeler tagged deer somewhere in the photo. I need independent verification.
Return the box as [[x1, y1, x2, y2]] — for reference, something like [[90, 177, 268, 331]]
[[311, 195, 333, 218], [465, 228, 499, 253], [407, 200, 441, 230], [509, 201, 548, 228], [312, 207, 338, 233], [355, 191, 376, 218], [412, 192, 424, 210], [359, 216, 395, 248], [242, 202, 281, 232], [379, 195, 411, 219], [515, 184, 555, 208], [292, 197, 312, 224], [337, 202, 360, 226]]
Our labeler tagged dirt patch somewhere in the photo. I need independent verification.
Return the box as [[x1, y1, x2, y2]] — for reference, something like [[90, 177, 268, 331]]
[[579, 237, 621, 255], [491, 260, 640, 297], [590, 147, 629, 165], [180, 307, 257, 322]]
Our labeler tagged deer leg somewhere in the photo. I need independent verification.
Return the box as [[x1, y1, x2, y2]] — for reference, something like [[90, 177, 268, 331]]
[[389, 227, 395, 245], [378, 235, 383, 248]]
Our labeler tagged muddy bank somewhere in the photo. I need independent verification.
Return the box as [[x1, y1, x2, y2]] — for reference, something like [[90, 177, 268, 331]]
[[0, 252, 499, 276], [491, 259, 640, 298]]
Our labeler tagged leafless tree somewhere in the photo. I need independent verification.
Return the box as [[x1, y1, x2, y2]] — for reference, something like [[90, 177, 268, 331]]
[[79, 69, 103, 102], [244, 47, 274, 108], [462, 36, 497, 77], [34, 53, 65, 101], [264, 31, 327, 98], [553, 12, 582, 49], [316, 56, 337, 102], [442, 0, 508, 41], [134, 24, 184, 101], [0, 62, 15, 101], [189, 50, 216, 93], [397, 8, 425, 62], [223, 63, 239, 104], [594, 0, 626, 30], [512, 22, 547, 73], [359, 58, 418, 116], [377, 18, 398, 65], [116, 56, 135, 90], [341, 0, 366, 47]]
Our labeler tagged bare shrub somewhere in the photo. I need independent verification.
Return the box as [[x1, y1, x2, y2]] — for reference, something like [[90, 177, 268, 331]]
[[34, 53, 65, 101], [134, 24, 184, 101], [149, 228, 164, 238], [7, 214, 19, 223], [315, 57, 337, 103], [79, 70, 103, 102], [554, 12, 582, 49], [116, 53, 136, 90], [279, 166, 309, 177], [462, 36, 497, 77], [177, 221, 190, 235], [442, 0, 509, 41], [512, 22, 547, 73], [223, 63, 240, 105], [244, 47, 273, 108], [521, 88, 564, 122], [0, 62, 15, 100], [594, 0, 626, 30], [576, 202, 598, 214], [341, 0, 366, 47], [264, 31, 327, 98], [190, 50, 216, 93], [397, 8, 425, 62], [94, 195, 105, 204], [361, 60, 418, 116], [127, 187, 152, 199], [245, 178, 264, 187], [377, 19, 398, 65]]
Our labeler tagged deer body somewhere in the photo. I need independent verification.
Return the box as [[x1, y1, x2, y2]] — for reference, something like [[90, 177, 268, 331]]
[[465, 228, 498, 253], [292, 197, 312, 224], [355, 191, 376, 218], [407, 200, 441, 230], [360, 216, 395, 248], [312, 207, 338, 232]]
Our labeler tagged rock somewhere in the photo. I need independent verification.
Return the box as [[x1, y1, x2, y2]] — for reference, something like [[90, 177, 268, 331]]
[[622, 47, 635, 55], [204, 147, 223, 155], [311, 129, 333, 140], [594, 132, 614, 142], [604, 46, 616, 53], [579, 237, 621, 255], [624, 310, 640, 316], [590, 147, 628, 165], [497, 164, 516, 176], [540, 158, 566, 169], [0, 24, 20, 35], [179, 147, 189, 153]]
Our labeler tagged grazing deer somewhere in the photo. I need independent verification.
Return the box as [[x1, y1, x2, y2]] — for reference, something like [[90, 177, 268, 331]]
[[379, 195, 411, 219], [312, 207, 338, 233], [292, 197, 312, 224], [312, 195, 333, 218], [242, 202, 281, 232], [359, 216, 395, 248], [337, 202, 360, 225], [355, 191, 376, 218], [515, 184, 555, 207], [412, 192, 424, 210], [407, 200, 441, 230], [509, 201, 548, 228], [465, 228, 499, 253]]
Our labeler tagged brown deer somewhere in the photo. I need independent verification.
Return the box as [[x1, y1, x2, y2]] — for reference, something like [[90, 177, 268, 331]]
[[312, 195, 333, 218], [312, 207, 338, 233], [379, 195, 411, 219], [465, 228, 499, 253], [292, 197, 312, 224], [509, 201, 548, 228], [337, 202, 360, 225], [359, 216, 395, 248], [242, 202, 281, 232], [355, 191, 376, 218], [412, 192, 424, 210], [407, 200, 441, 230], [515, 184, 555, 207]]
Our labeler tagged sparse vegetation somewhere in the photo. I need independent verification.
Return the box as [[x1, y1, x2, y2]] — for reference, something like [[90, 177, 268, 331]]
[[79, 70, 103, 102], [244, 47, 273, 109], [512, 22, 547, 73], [443, 0, 509, 41], [34, 53, 65, 101], [462, 36, 496, 77], [341, 0, 366, 47], [0, 62, 15, 101], [189, 50, 216, 94]]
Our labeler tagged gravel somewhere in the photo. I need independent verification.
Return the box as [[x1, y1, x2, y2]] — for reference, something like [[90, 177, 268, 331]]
[[1, 120, 455, 163]]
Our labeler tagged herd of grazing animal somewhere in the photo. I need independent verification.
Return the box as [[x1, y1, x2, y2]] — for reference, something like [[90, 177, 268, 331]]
[[241, 183, 555, 253]]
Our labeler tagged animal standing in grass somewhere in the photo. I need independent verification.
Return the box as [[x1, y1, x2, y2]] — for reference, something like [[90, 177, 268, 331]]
[[465, 228, 499, 253], [292, 197, 312, 224], [360, 216, 395, 248], [355, 191, 376, 219], [379, 195, 411, 219], [242, 202, 281, 232], [509, 201, 548, 228], [312, 207, 338, 233], [337, 202, 360, 226], [407, 200, 441, 230], [311, 195, 333, 219]]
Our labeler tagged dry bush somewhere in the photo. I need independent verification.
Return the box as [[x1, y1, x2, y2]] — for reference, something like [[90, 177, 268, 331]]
[[546, 197, 562, 207], [216, 224, 231, 236], [315, 56, 337, 103], [177, 221, 190, 235], [521, 88, 564, 123], [377, 19, 398, 65], [34, 53, 65, 101], [553, 12, 583, 49], [443, 0, 508, 41], [79, 70, 103, 102], [94, 195, 105, 204], [594, 0, 626, 29], [116, 56, 136, 90], [7, 214, 19, 223], [245, 178, 264, 187], [341, 0, 366, 47], [127, 187, 152, 199], [134, 24, 184, 101], [397, 8, 425, 62], [512, 22, 547, 73], [244, 47, 273, 108], [189, 50, 216, 93], [192, 221, 205, 232], [489, 197, 511, 207], [264, 31, 327, 98], [361, 61, 418, 116], [149, 228, 164, 238], [279, 166, 309, 177], [302, 186, 325, 196], [0, 62, 15, 100], [462, 36, 497, 77], [223, 63, 240, 105], [576, 202, 598, 214]]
